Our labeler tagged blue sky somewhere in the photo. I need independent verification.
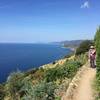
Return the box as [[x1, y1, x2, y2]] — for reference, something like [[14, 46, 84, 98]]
[[0, 0, 100, 43]]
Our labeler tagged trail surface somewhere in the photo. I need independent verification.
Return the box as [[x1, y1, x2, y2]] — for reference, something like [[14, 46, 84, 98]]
[[62, 64, 96, 100], [74, 67, 96, 100]]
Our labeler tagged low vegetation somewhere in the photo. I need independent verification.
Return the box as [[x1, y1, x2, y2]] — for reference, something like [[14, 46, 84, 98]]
[[94, 27, 100, 100], [44, 60, 81, 83], [0, 84, 5, 100], [0, 52, 87, 100]]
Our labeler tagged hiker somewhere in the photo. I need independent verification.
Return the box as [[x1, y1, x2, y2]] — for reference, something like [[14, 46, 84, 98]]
[[88, 46, 96, 68]]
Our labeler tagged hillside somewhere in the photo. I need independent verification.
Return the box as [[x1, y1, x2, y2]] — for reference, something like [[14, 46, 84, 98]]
[[0, 37, 99, 100], [0, 53, 88, 100]]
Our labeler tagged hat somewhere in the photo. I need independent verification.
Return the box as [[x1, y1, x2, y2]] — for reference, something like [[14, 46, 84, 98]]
[[90, 46, 94, 49]]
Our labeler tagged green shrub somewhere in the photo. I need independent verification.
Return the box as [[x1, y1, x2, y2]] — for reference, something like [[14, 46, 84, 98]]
[[94, 26, 100, 99], [65, 60, 81, 78], [95, 96, 100, 100], [44, 65, 66, 82], [76, 40, 94, 55], [0, 84, 5, 100], [32, 68, 45, 81], [75, 53, 88, 65], [55, 96, 61, 100], [44, 60, 81, 82], [21, 81, 56, 100], [6, 71, 24, 99]]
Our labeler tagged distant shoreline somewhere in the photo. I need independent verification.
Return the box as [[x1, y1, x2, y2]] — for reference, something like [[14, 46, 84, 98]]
[[62, 45, 76, 52]]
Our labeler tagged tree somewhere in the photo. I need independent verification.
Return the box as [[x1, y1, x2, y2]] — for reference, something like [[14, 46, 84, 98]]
[[75, 40, 94, 55]]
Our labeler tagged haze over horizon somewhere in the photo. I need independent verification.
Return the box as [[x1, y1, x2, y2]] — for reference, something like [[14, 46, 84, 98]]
[[0, 0, 99, 43]]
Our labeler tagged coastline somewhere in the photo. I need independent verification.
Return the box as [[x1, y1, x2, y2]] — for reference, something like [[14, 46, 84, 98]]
[[39, 46, 75, 69], [26, 47, 74, 74], [61, 43, 76, 52], [62, 46, 76, 54], [0, 44, 72, 83], [0, 51, 73, 84], [66, 47, 76, 52]]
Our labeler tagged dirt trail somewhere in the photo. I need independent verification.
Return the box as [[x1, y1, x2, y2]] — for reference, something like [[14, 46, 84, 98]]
[[62, 63, 96, 100], [74, 67, 96, 100]]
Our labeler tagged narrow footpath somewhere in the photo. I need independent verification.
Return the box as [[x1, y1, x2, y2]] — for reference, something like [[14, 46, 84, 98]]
[[62, 63, 96, 100], [74, 67, 96, 100]]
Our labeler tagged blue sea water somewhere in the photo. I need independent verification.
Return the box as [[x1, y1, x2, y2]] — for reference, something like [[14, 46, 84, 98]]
[[0, 43, 71, 83]]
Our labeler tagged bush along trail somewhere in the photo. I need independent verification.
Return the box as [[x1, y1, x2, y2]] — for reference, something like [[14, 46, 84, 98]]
[[94, 27, 100, 100]]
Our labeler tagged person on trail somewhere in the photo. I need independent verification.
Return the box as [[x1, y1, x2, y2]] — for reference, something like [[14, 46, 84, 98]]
[[88, 46, 96, 68]]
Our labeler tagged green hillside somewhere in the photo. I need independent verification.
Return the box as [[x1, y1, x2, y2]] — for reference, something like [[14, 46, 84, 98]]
[[0, 53, 88, 100], [0, 38, 97, 100]]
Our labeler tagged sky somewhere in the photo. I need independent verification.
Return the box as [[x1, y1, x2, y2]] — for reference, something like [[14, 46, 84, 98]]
[[0, 0, 100, 43]]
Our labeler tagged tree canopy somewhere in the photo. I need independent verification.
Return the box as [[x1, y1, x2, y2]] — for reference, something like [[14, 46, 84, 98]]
[[75, 40, 94, 55]]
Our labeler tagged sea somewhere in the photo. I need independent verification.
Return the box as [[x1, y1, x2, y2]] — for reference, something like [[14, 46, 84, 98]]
[[0, 43, 72, 83]]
